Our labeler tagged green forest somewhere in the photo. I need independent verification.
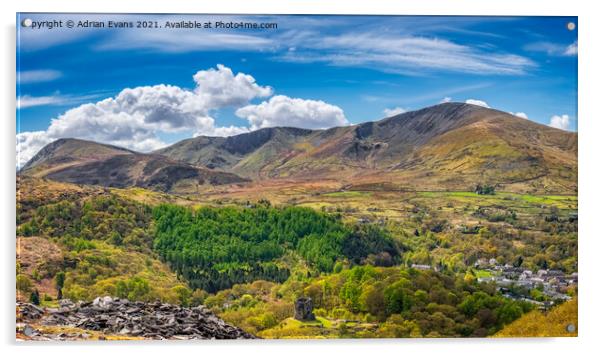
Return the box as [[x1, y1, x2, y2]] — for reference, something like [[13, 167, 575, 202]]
[[152, 204, 401, 292], [205, 266, 532, 338]]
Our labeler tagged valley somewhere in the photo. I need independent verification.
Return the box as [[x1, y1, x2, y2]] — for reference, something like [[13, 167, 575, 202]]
[[16, 103, 578, 339]]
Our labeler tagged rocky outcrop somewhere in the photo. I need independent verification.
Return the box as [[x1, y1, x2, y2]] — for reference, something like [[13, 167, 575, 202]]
[[17, 297, 255, 340], [16, 302, 44, 321]]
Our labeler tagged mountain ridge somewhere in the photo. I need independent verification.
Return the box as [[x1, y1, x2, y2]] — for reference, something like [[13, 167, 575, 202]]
[[157, 102, 577, 193], [21, 103, 578, 194]]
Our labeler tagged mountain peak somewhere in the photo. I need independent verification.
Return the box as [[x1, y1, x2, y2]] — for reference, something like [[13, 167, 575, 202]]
[[21, 138, 134, 172]]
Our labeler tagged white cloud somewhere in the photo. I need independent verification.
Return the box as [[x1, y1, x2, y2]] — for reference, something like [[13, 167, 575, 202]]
[[281, 32, 536, 75], [199, 125, 250, 137], [16, 131, 54, 168], [18, 69, 62, 84], [236, 95, 348, 130], [19, 15, 535, 77], [17, 93, 107, 109], [16, 65, 273, 168], [564, 41, 578, 56], [193, 64, 273, 108], [18, 95, 65, 109], [465, 99, 490, 108], [511, 112, 529, 119], [525, 41, 578, 57], [549, 114, 571, 131], [101, 31, 274, 53], [17, 65, 349, 168], [440, 97, 452, 103], [383, 107, 406, 117]]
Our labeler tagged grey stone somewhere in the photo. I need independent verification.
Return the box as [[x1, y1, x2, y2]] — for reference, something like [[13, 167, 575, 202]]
[[22, 296, 255, 340], [22, 325, 36, 337]]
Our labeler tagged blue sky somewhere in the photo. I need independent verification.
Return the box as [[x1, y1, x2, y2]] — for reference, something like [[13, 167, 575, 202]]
[[16, 14, 577, 166]]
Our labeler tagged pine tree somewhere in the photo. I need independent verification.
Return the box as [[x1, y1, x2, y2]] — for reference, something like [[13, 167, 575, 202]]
[[30, 289, 40, 305], [55, 271, 65, 300]]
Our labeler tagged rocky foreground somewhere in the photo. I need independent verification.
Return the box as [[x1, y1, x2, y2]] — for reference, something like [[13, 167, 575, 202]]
[[16, 296, 255, 341]]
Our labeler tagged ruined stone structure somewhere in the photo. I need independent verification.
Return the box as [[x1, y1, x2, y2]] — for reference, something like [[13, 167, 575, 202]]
[[294, 297, 315, 321]]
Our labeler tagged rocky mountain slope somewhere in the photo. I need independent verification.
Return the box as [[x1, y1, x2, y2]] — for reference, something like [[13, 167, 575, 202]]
[[19, 138, 249, 193], [157, 102, 577, 193]]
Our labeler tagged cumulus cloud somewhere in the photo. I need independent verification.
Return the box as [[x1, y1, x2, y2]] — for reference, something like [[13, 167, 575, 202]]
[[511, 112, 529, 119], [193, 64, 273, 108], [16, 65, 348, 168], [465, 99, 490, 108], [383, 107, 406, 117], [16, 65, 273, 168], [16, 91, 174, 167], [16, 131, 54, 168], [197, 125, 250, 138], [440, 97, 452, 103], [236, 95, 348, 130], [549, 114, 571, 130]]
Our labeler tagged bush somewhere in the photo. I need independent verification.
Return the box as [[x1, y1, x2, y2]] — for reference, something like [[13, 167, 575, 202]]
[[475, 184, 495, 195], [115, 276, 151, 301], [16, 274, 32, 294]]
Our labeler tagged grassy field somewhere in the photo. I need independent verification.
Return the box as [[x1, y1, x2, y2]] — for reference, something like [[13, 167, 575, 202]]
[[322, 191, 371, 198], [258, 316, 378, 339], [474, 269, 494, 279]]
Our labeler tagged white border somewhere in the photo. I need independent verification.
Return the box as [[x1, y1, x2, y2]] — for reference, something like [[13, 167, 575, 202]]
[[2, 1, 601, 354]]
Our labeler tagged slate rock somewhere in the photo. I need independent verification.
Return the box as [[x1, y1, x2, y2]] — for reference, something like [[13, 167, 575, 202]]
[[31, 296, 255, 340]]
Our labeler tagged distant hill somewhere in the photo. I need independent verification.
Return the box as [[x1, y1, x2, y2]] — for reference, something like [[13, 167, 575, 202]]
[[157, 103, 577, 194], [19, 138, 249, 193]]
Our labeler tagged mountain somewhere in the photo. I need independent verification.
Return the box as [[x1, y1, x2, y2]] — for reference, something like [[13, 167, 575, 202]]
[[21, 103, 577, 194], [157, 103, 577, 193], [19, 138, 249, 193], [154, 127, 315, 178]]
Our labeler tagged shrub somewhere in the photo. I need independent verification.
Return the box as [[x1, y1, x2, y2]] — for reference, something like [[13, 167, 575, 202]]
[[16, 274, 32, 294]]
